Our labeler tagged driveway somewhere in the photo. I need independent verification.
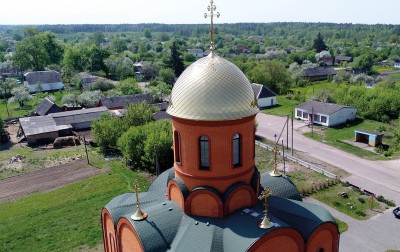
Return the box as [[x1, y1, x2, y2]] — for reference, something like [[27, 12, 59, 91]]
[[256, 113, 400, 204]]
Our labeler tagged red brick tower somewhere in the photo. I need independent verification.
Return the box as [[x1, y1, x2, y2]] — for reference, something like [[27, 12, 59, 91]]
[[166, 54, 260, 218]]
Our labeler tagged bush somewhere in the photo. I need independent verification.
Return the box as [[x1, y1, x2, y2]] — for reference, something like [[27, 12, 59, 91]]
[[355, 210, 366, 217], [358, 197, 366, 204], [376, 195, 396, 207], [90, 79, 115, 91]]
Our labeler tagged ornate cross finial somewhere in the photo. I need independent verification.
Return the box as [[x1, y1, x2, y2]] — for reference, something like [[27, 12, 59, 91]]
[[269, 145, 282, 177], [131, 179, 148, 221], [258, 187, 274, 229], [204, 0, 220, 57]]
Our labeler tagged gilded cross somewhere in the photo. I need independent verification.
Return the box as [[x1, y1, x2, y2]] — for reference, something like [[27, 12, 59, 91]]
[[270, 145, 282, 177], [134, 179, 141, 208], [258, 187, 274, 229], [204, 0, 220, 56], [258, 187, 273, 216]]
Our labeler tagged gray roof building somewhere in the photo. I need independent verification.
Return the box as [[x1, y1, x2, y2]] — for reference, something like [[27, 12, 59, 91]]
[[99, 94, 152, 110], [251, 83, 277, 99], [296, 100, 351, 115], [304, 68, 337, 77], [50, 106, 108, 127], [19, 116, 59, 137], [35, 98, 63, 116], [24, 70, 62, 85]]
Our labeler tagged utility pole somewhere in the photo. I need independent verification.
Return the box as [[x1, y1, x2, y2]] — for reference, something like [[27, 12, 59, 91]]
[[83, 135, 90, 164], [286, 115, 289, 150], [282, 139, 286, 175], [291, 111, 294, 156], [311, 106, 314, 137]]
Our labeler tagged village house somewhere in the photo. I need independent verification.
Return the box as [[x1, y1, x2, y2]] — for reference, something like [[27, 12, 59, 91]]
[[24, 70, 64, 93], [335, 55, 353, 65], [394, 60, 400, 68], [34, 97, 63, 116], [187, 49, 204, 58], [295, 100, 356, 127], [251, 83, 277, 108], [237, 45, 250, 54], [99, 93, 152, 110], [305, 68, 337, 82]]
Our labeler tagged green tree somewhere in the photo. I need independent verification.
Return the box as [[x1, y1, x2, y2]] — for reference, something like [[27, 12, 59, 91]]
[[92, 114, 126, 153], [14, 34, 49, 70], [148, 79, 172, 102], [123, 102, 156, 128], [61, 93, 78, 105], [144, 28, 152, 39], [167, 41, 185, 77], [77, 90, 102, 107], [90, 79, 115, 91], [9, 86, 33, 107], [118, 78, 142, 95], [13, 32, 63, 71], [159, 68, 175, 85], [91, 31, 105, 46], [0, 117, 4, 135], [42, 32, 64, 65], [354, 54, 374, 73], [313, 32, 328, 53], [63, 45, 90, 72], [111, 37, 127, 53], [118, 120, 173, 171], [88, 45, 110, 76], [248, 61, 291, 94]]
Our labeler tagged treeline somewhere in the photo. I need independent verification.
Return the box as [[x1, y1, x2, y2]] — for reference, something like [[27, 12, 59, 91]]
[[1, 22, 400, 42]]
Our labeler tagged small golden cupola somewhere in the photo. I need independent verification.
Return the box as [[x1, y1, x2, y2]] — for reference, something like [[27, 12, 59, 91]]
[[166, 1, 259, 218]]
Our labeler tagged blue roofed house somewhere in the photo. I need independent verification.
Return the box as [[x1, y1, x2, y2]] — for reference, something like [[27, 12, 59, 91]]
[[295, 100, 356, 127]]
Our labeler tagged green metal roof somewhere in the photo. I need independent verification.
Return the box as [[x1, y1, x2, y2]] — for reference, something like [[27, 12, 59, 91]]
[[260, 172, 303, 201], [104, 168, 336, 252]]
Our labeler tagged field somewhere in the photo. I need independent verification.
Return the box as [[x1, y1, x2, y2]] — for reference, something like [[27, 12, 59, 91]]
[[0, 159, 150, 252]]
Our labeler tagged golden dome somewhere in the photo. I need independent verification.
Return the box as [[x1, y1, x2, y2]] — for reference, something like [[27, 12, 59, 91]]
[[167, 54, 259, 121]]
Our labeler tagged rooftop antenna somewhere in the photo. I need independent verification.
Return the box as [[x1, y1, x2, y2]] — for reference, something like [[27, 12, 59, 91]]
[[131, 179, 148, 221], [204, 0, 220, 57], [258, 187, 274, 229]]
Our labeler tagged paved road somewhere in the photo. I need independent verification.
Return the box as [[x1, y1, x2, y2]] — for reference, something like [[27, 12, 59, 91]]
[[256, 113, 400, 204], [0, 160, 106, 202]]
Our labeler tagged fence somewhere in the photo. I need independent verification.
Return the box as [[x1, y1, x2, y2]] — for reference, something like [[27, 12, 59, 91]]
[[255, 140, 338, 179]]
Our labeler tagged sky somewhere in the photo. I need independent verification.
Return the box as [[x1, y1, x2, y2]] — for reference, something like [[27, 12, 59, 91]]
[[1, 0, 400, 25]]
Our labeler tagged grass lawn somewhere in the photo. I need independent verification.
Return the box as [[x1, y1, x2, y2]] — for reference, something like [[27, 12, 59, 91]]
[[303, 118, 400, 160], [334, 217, 348, 233], [389, 72, 400, 78], [0, 159, 150, 252], [312, 183, 390, 220], [0, 90, 81, 120], [261, 96, 300, 116]]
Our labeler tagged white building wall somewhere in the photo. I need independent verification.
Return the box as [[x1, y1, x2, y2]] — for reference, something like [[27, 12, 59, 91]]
[[328, 108, 357, 126], [257, 97, 276, 108], [26, 82, 64, 93], [295, 107, 356, 127]]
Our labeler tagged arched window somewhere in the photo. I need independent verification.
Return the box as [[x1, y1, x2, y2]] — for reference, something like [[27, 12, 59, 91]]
[[174, 131, 181, 164], [233, 133, 241, 167], [199, 136, 210, 170]]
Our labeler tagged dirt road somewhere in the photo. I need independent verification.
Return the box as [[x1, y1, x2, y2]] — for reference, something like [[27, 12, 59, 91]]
[[0, 160, 106, 202]]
